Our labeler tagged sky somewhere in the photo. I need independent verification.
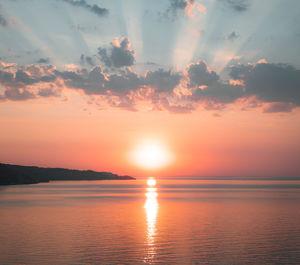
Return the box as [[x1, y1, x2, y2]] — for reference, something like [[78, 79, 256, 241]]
[[0, 0, 300, 178]]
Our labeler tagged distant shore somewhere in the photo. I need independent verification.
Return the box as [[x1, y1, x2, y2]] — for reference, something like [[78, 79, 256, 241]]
[[0, 163, 135, 186]]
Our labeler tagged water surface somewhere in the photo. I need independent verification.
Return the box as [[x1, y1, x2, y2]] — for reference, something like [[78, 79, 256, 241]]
[[0, 179, 300, 264]]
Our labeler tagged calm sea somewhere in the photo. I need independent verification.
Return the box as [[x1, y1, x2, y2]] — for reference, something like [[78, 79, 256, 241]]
[[1, 179, 300, 264]]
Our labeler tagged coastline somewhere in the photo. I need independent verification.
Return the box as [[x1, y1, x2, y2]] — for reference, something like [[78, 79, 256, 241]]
[[0, 163, 135, 186]]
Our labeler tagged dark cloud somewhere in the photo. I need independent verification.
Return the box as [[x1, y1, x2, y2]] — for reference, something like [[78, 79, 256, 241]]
[[219, 0, 249, 12], [160, 0, 193, 20], [15, 70, 36, 84], [80, 54, 84, 62], [3, 87, 36, 101], [85, 56, 94, 67], [187, 61, 219, 87], [169, 0, 188, 12], [185, 61, 243, 105], [0, 63, 59, 101], [145, 61, 160, 66], [227, 31, 239, 40], [1, 59, 299, 114], [54, 66, 183, 110], [56, 66, 142, 96], [54, 61, 300, 113], [107, 95, 137, 112], [0, 70, 14, 82], [97, 48, 111, 67], [0, 14, 7, 27], [55, 68, 100, 93], [145, 69, 181, 93], [38, 87, 61, 98], [189, 81, 244, 103], [37, 58, 50, 64], [56, 66, 141, 110], [98, 37, 135, 68], [62, 0, 108, 17], [229, 62, 300, 105], [263, 102, 296, 113], [106, 69, 142, 95], [14, 69, 56, 85], [80, 54, 95, 67], [159, 97, 195, 114]]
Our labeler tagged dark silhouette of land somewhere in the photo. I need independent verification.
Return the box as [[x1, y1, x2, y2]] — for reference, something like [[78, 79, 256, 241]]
[[0, 163, 135, 185]]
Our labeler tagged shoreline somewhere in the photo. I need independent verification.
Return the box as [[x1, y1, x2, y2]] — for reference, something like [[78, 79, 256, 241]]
[[0, 163, 135, 186]]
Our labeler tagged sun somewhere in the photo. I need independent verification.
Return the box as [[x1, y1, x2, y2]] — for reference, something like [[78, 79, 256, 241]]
[[130, 139, 173, 170], [147, 177, 156, 186]]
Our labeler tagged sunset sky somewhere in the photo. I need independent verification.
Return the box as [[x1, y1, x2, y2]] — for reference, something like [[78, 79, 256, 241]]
[[0, 0, 300, 177]]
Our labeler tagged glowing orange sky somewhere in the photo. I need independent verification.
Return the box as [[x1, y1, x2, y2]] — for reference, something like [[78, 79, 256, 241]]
[[1, 98, 299, 178], [1, 0, 300, 178]]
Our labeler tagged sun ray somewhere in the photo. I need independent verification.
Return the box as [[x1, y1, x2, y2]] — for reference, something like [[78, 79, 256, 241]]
[[172, 5, 205, 71]]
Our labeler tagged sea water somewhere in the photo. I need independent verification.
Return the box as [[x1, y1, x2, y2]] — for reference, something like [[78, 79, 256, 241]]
[[0, 179, 300, 264]]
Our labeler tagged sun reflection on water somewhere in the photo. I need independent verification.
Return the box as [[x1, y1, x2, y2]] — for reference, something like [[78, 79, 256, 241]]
[[144, 177, 158, 263]]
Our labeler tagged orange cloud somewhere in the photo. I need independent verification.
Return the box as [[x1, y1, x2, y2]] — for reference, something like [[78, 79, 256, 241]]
[[185, 1, 206, 19], [229, 79, 245, 86]]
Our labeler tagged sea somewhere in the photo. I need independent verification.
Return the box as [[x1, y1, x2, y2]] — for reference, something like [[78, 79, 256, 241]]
[[0, 178, 300, 264]]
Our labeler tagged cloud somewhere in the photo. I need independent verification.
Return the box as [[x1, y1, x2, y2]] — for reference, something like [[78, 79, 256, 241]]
[[106, 69, 142, 95], [219, 0, 249, 12], [37, 58, 50, 64], [106, 93, 138, 112], [58, 67, 182, 111], [1, 87, 35, 101], [55, 67, 105, 94], [169, 0, 188, 13], [189, 81, 244, 104], [14, 69, 56, 85], [184, 61, 243, 107], [0, 14, 7, 27], [145, 61, 160, 66], [0, 70, 14, 83], [38, 87, 60, 98], [187, 61, 219, 87], [263, 102, 296, 113], [227, 31, 239, 40], [162, 0, 205, 20], [98, 37, 135, 68], [62, 0, 108, 17], [145, 69, 181, 93], [0, 63, 60, 101], [85, 56, 94, 67], [1, 59, 299, 114], [159, 97, 195, 113], [54, 66, 184, 111], [229, 62, 300, 105], [80, 54, 95, 67], [56, 66, 142, 96]]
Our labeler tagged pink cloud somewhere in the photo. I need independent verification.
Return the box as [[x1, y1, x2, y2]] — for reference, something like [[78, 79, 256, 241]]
[[185, 1, 206, 19], [263, 102, 296, 113]]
